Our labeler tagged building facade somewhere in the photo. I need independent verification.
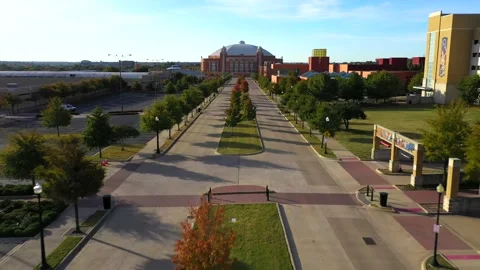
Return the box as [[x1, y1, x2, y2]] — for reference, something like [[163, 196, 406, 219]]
[[312, 49, 327, 57], [420, 11, 480, 104], [201, 41, 282, 75]]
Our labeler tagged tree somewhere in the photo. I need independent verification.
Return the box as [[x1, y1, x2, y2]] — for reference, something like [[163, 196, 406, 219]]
[[307, 73, 337, 101], [164, 95, 185, 131], [140, 100, 174, 139], [465, 121, 480, 181], [165, 81, 176, 94], [422, 100, 471, 181], [181, 88, 204, 118], [26, 92, 41, 109], [104, 66, 120, 72], [287, 92, 301, 123], [41, 97, 72, 136], [298, 95, 317, 130], [457, 74, 480, 105], [112, 125, 140, 150], [54, 81, 72, 99], [35, 135, 105, 233], [3, 93, 23, 115], [132, 81, 143, 91], [338, 72, 365, 101], [83, 106, 113, 158], [334, 102, 366, 130], [242, 95, 256, 120], [0, 131, 47, 186], [407, 72, 424, 94], [312, 102, 342, 144], [173, 198, 236, 269], [251, 72, 259, 81], [365, 71, 402, 102]]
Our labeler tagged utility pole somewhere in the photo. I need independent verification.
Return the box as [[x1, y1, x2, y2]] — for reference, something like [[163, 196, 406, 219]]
[[108, 53, 132, 112]]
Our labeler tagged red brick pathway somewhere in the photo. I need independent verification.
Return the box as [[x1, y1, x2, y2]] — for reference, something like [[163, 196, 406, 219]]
[[394, 215, 471, 250], [99, 160, 144, 195], [403, 190, 444, 204], [339, 161, 388, 185]]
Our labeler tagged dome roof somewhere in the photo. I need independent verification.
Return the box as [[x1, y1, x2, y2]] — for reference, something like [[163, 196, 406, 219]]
[[210, 41, 274, 57]]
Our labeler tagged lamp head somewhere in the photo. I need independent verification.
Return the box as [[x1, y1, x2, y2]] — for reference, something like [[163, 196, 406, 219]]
[[155, 116, 159, 121], [436, 183, 445, 194], [33, 183, 42, 194], [326, 116, 330, 122]]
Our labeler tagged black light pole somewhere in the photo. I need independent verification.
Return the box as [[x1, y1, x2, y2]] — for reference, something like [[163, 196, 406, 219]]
[[322, 116, 329, 148], [432, 183, 445, 266], [34, 183, 50, 270], [108, 53, 132, 112], [155, 116, 160, 154]]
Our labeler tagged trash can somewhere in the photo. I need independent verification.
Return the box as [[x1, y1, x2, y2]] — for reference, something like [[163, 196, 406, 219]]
[[197, 108, 201, 113], [103, 194, 111, 210], [379, 192, 388, 207]]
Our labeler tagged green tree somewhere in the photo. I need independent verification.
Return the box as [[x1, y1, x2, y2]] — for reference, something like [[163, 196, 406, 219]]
[[242, 96, 256, 120], [465, 121, 480, 181], [35, 135, 105, 233], [287, 92, 301, 123], [422, 100, 471, 181], [83, 106, 113, 158], [41, 96, 72, 136], [25, 92, 41, 109], [132, 81, 143, 91], [181, 87, 204, 118], [54, 81, 72, 99], [164, 95, 185, 131], [312, 102, 342, 145], [334, 102, 366, 130], [457, 74, 480, 105], [365, 71, 402, 102], [3, 93, 23, 115], [251, 72, 259, 81], [307, 73, 337, 101], [298, 95, 317, 130], [112, 125, 140, 150], [0, 131, 47, 186], [338, 72, 365, 101], [407, 72, 424, 94], [140, 100, 174, 138], [165, 82, 176, 94]]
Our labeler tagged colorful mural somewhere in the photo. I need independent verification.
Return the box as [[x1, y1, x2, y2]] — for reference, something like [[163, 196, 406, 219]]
[[375, 126, 393, 143], [395, 135, 415, 153], [439, 37, 448, 77]]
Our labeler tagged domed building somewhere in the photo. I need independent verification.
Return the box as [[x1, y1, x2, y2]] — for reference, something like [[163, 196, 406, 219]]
[[201, 41, 283, 75]]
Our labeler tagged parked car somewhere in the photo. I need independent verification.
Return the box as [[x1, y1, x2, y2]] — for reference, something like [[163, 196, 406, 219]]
[[61, 104, 76, 111]]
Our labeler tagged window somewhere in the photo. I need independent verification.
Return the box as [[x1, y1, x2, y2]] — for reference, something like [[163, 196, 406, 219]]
[[474, 40, 479, 45], [472, 66, 477, 71], [474, 53, 478, 57], [426, 32, 436, 88]]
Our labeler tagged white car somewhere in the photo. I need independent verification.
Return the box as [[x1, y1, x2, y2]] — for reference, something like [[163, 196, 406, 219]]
[[61, 104, 76, 111]]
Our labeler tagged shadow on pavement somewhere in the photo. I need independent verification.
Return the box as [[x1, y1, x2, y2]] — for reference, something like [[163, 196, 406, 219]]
[[277, 204, 303, 270], [135, 257, 175, 270]]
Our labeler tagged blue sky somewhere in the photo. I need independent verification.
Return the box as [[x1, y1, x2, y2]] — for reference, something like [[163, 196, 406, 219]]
[[0, 0, 478, 63]]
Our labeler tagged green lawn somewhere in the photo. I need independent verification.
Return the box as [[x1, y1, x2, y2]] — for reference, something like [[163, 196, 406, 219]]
[[217, 121, 263, 155], [33, 236, 82, 270], [80, 210, 107, 227], [221, 204, 292, 270], [284, 114, 337, 159], [91, 144, 143, 161], [426, 254, 458, 270], [334, 105, 480, 160]]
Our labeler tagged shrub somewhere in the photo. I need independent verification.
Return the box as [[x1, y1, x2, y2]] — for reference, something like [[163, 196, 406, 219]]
[[0, 184, 34, 196]]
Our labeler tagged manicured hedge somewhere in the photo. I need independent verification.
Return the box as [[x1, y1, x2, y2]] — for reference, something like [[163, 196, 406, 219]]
[[0, 184, 34, 196], [0, 199, 66, 237]]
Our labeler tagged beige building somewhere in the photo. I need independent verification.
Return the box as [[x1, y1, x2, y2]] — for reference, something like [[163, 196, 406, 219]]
[[419, 11, 480, 104]]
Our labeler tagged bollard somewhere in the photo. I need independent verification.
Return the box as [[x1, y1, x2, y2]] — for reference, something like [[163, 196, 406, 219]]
[[370, 188, 374, 201], [366, 185, 370, 196], [266, 185, 269, 201]]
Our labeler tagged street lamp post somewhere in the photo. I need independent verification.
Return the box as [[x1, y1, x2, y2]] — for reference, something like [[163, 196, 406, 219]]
[[108, 54, 132, 112], [34, 183, 50, 270], [432, 183, 445, 266], [155, 116, 160, 154], [322, 116, 330, 148]]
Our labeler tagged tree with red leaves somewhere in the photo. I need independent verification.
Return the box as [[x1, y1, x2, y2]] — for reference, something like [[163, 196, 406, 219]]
[[240, 80, 249, 93], [173, 198, 236, 270]]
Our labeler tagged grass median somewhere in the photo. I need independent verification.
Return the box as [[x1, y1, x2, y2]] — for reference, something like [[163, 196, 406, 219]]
[[33, 236, 83, 270], [91, 144, 143, 161], [220, 204, 292, 270], [81, 210, 107, 227], [217, 120, 262, 155]]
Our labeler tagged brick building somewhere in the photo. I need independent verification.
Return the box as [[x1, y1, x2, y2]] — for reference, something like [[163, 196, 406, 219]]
[[201, 41, 282, 76]]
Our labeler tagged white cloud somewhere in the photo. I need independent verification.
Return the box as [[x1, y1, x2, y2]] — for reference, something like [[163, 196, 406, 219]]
[[204, 0, 390, 20]]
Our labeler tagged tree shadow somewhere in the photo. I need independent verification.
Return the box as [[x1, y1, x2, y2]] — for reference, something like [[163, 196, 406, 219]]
[[344, 128, 371, 136], [396, 131, 422, 140], [260, 128, 299, 135], [232, 260, 254, 270], [262, 137, 309, 146], [277, 204, 302, 270], [135, 258, 175, 270], [348, 137, 372, 144]]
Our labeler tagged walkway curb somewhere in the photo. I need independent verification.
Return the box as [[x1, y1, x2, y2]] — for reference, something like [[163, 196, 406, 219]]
[[57, 207, 114, 270], [276, 203, 297, 270]]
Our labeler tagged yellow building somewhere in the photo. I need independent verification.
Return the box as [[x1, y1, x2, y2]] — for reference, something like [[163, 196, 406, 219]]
[[312, 49, 327, 57], [419, 11, 480, 104]]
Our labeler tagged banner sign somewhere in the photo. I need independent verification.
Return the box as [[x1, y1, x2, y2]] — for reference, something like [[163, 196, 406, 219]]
[[375, 126, 393, 143], [395, 134, 416, 153], [439, 37, 448, 77]]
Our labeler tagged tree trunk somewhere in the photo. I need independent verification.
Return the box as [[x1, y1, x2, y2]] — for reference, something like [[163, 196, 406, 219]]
[[73, 200, 81, 233], [344, 119, 349, 130], [121, 140, 125, 151], [309, 127, 312, 136], [99, 147, 102, 158], [31, 176, 35, 187], [169, 129, 171, 139], [443, 158, 448, 185], [177, 123, 180, 131], [56, 126, 60, 136]]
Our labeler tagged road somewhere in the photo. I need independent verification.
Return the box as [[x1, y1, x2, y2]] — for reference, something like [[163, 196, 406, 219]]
[[66, 80, 414, 270]]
